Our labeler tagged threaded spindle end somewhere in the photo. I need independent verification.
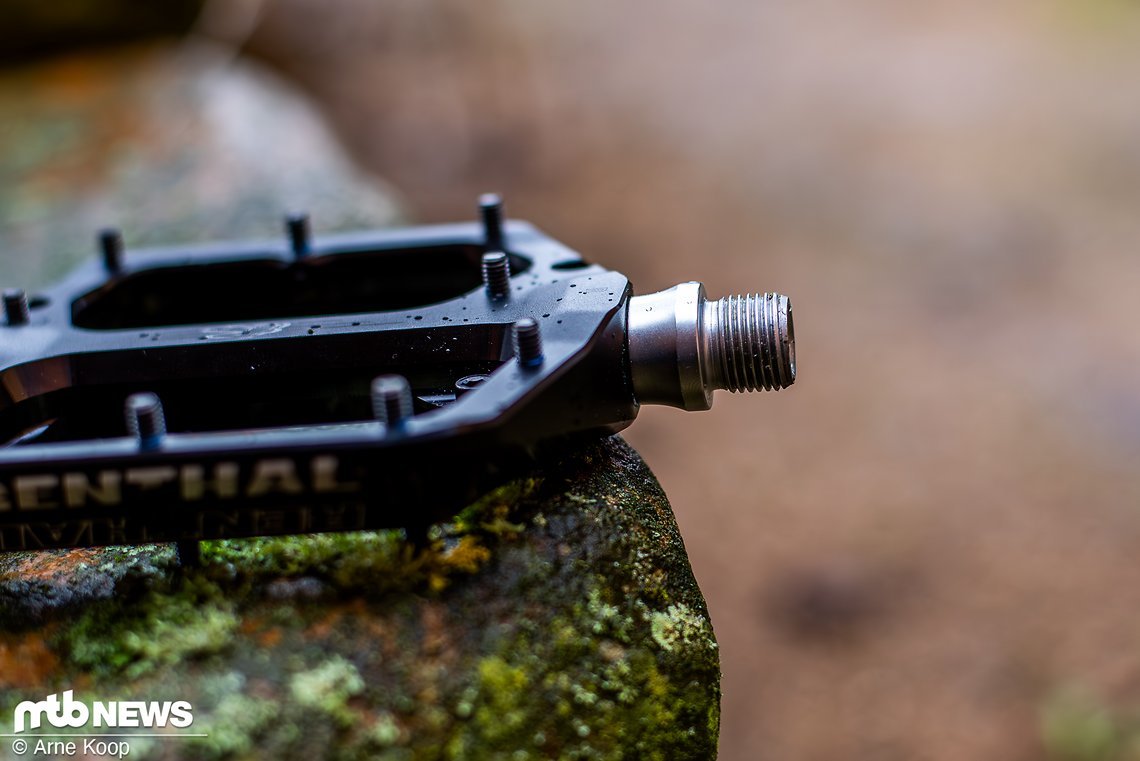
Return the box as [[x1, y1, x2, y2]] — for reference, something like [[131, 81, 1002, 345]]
[[707, 293, 795, 392]]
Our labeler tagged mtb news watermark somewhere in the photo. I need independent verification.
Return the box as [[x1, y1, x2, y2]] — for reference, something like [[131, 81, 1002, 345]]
[[4, 691, 206, 758]]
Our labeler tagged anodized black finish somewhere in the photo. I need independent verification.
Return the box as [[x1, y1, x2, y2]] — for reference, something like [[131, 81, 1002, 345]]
[[0, 219, 638, 550]]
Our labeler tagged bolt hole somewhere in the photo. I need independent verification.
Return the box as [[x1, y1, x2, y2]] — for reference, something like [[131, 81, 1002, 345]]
[[28, 295, 49, 309], [456, 374, 490, 392]]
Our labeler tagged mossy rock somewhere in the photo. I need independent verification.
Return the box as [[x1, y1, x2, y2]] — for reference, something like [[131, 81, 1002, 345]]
[[0, 437, 720, 759]]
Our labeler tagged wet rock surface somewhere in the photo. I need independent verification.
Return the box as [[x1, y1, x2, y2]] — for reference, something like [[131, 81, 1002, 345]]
[[0, 437, 720, 760]]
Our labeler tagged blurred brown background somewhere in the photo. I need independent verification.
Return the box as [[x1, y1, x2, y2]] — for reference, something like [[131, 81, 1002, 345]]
[[9, 0, 1140, 758]]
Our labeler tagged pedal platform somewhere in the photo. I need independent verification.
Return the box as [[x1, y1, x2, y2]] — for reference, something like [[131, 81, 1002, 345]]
[[0, 195, 795, 556], [0, 202, 636, 552]]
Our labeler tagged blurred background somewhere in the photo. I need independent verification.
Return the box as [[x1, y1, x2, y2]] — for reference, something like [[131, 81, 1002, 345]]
[[5, 0, 1140, 758]]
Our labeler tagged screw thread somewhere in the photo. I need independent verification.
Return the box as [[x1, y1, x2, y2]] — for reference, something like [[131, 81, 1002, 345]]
[[514, 318, 544, 367], [482, 251, 511, 299], [480, 193, 504, 251], [125, 392, 166, 448], [372, 375, 414, 427], [704, 293, 795, 392], [3, 289, 29, 327]]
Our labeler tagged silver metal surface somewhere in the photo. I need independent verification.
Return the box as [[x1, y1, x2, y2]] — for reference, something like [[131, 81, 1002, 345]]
[[125, 391, 167, 450], [627, 282, 795, 410], [513, 317, 544, 367], [481, 251, 511, 299], [371, 374, 414, 428]]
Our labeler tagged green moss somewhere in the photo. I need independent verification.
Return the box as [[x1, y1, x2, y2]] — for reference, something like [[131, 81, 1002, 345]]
[[453, 478, 542, 533], [367, 711, 402, 747], [60, 576, 237, 678], [444, 575, 718, 761], [428, 439, 721, 759], [1042, 689, 1134, 761], [201, 530, 407, 581], [470, 656, 532, 746], [187, 692, 281, 760], [290, 656, 365, 728], [195, 494, 514, 597]]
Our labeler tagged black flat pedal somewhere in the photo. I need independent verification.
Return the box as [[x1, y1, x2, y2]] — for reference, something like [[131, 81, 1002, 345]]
[[0, 196, 795, 551]]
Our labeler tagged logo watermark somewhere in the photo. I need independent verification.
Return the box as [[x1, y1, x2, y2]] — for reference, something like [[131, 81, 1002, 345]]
[[5, 691, 206, 758]]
